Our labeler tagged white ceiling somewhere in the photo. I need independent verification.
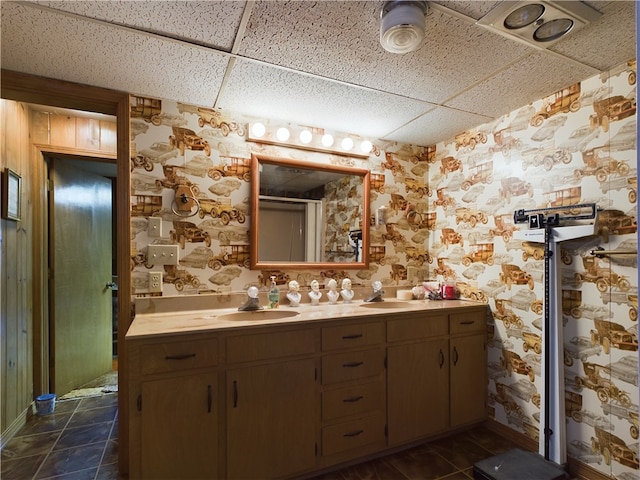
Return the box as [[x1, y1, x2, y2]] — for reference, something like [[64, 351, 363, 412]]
[[1, 1, 636, 147]]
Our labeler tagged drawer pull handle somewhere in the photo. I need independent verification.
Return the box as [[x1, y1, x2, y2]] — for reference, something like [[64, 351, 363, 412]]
[[343, 396, 364, 403], [439, 349, 445, 368], [453, 347, 459, 366], [207, 385, 212, 413], [344, 429, 364, 437], [342, 334, 363, 340], [233, 381, 238, 408], [460, 320, 475, 325], [165, 353, 196, 361], [343, 361, 364, 368]]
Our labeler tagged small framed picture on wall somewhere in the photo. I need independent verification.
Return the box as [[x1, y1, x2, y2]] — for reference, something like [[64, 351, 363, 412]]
[[2, 168, 21, 221]]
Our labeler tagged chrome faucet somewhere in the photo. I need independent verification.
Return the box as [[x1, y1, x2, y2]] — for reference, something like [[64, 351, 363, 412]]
[[364, 280, 385, 303], [238, 286, 263, 311]]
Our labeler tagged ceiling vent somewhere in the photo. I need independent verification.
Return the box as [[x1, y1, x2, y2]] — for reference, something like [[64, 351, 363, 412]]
[[476, 1, 602, 48], [380, 1, 428, 54]]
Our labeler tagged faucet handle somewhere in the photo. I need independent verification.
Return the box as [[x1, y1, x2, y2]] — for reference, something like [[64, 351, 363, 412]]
[[238, 286, 263, 311], [247, 286, 259, 298]]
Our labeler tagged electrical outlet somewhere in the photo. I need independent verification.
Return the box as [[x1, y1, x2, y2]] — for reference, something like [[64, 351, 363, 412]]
[[147, 245, 179, 265], [148, 217, 162, 237], [149, 271, 163, 293]]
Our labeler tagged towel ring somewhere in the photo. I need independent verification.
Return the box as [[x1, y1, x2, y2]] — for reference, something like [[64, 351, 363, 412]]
[[171, 192, 201, 218]]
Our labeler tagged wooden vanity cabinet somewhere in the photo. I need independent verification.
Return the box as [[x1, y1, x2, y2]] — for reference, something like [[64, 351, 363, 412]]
[[128, 304, 487, 479], [387, 314, 449, 445], [141, 373, 219, 479], [449, 311, 487, 428], [319, 322, 387, 463], [387, 308, 487, 445], [128, 336, 221, 479], [225, 328, 318, 480]]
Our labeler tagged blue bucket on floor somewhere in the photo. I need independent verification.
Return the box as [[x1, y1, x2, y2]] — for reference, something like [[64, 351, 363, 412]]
[[35, 393, 56, 415]]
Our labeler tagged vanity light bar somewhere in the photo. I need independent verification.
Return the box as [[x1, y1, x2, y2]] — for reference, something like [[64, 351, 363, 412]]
[[248, 122, 374, 159]]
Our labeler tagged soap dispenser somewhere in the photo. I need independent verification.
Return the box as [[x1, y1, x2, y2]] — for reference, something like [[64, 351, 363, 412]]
[[268, 276, 280, 309]]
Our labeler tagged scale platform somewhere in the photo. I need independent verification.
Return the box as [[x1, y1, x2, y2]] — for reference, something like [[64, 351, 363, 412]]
[[473, 449, 567, 480]]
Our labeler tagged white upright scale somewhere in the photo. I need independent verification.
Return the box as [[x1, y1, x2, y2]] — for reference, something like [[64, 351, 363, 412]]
[[513, 203, 598, 466]]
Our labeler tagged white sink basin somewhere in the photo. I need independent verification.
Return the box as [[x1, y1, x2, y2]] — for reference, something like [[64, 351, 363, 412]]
[[359, 301, 413, 309], [217, 310, 300, 321]]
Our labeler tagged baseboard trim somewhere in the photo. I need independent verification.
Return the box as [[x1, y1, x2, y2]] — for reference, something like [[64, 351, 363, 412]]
[[566, 457, 613, 480], [483, 419, 613, 480], [483, 418, 538, 452], [1, 404, 31, 449]]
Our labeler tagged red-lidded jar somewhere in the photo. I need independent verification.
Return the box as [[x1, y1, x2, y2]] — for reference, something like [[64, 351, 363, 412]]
[[441, 281, 457, 300]]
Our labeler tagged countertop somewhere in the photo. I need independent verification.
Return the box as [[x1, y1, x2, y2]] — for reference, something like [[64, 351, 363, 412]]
[[127, 298, 488, 340]]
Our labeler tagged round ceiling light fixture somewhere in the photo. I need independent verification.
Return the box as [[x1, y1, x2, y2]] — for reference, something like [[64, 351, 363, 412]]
[[503, 3, 545, 29], [380, 1, 428, 54], [534, 17, 574, 42]]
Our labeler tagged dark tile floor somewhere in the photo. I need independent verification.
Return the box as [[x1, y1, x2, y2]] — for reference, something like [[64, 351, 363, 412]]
[[1, 393, 120, 480], [2, 394, 516, 480], [309, 426, 516, 480]]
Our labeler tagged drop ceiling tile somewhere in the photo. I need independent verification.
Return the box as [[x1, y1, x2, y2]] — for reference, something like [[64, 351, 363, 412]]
[[1, 3, 228, 107], [30, 0, 245, 51], [434, 1, 501, 20], [2, 0, 635, 150], [382, 107, 492, 146], [238, 0, 534, 104], [217, 59, 432, 140], [549, 0, 636, 71], [445, 51, 599, 119]]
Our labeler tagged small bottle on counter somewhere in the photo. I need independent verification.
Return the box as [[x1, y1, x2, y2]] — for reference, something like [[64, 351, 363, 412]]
[[268, 276, 280, 309]]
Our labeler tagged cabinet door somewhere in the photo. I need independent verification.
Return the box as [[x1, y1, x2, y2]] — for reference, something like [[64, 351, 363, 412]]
[[387, 339, 449, 445], [450, 334, 487, 427], [227, 359, 317, 479], [141, 373, 218, 479]]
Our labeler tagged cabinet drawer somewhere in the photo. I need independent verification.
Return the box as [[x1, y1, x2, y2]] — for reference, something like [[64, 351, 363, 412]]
[[387, 314, 448, 342], [226, 329, 316, 363], [322, 322, 384, 351], [322, 414, 386, 456], [449, 311, 486, 335], [322, 349, 385, 385], [141, 339, 218, 375], [323, 380, 385, 421]]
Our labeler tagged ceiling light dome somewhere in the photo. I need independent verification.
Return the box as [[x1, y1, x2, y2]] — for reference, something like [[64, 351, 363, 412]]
[[380, 1, 428, 54], [503, 3, 545, 29]]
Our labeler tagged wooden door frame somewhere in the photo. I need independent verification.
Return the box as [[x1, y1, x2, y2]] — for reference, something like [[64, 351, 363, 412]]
[[1, 70, 131, 473]]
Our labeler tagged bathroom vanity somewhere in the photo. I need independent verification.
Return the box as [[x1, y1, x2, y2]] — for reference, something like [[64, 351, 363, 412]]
[[126, 299, 487, 479]]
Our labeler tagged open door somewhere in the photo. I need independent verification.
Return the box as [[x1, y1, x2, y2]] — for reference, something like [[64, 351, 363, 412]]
[[49, 158, 113, 396]]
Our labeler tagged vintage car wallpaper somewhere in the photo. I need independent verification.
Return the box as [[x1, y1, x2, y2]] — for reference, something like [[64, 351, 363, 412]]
[[130, 59, 638, 479]]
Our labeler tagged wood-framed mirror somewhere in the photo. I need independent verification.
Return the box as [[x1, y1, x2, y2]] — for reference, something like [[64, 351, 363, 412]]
[[250, 153, 370, 270]]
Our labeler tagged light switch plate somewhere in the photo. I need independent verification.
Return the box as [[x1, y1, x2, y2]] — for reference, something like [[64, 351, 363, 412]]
[[147, 245, 179, 265], [149, 271, 163, 293], [148, 217, 162, 237]]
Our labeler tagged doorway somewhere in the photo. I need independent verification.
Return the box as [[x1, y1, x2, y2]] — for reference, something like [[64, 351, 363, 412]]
[[1, 70, 132, 472], [46, 155, 118, 398]]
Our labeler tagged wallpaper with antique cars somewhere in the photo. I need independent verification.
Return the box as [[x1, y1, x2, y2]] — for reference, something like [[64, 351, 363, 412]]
[[130, 60, 638, 479]]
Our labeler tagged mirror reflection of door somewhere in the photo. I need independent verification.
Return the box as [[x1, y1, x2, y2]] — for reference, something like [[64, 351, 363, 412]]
[[48, 158, 115, 397], [258, 198, 322, 262]]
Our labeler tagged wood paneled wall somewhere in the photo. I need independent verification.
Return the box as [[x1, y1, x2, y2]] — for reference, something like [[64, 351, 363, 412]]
[[31, 110, 117, 153], [0, 99, 117, 446], [1, 100, 34, 445]]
